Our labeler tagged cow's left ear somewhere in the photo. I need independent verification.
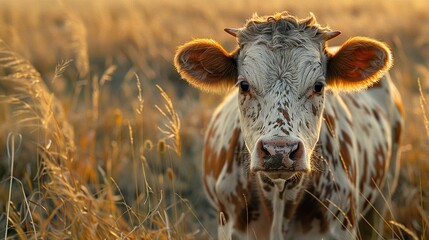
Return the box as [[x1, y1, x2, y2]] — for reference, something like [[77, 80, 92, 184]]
[[326, 37, 392, 91]]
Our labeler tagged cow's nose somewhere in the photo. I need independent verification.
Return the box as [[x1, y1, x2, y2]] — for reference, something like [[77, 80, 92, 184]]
[[257, 137, 304, 170], [261, 139, 302, 160]]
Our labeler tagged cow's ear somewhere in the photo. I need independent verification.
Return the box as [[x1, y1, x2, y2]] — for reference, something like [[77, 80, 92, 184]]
[[174, 39, 238, 93], [326, 37, 392, 91]]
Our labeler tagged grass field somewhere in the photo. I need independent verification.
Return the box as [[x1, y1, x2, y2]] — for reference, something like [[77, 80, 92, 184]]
[[0, 0, 428, 239]]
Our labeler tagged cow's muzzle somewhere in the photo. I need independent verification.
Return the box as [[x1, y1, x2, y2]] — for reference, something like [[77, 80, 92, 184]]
[[251, 136, 309, 174]]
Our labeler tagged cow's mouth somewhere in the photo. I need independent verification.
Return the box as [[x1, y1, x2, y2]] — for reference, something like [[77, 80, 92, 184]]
[[251, 157, 310, 177], [260, 169, 307, 181], [259, 171, 305, 189]]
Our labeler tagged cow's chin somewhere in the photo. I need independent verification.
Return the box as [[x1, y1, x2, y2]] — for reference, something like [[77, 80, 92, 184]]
[[261, 171, 304, 181]]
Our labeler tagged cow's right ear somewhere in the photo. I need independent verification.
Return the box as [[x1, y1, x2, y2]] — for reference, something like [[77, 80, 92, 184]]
[[174, 39, 238, 93]]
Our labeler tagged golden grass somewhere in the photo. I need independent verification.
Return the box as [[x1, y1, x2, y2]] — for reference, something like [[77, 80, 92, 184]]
[[0, 0, 428, 239]]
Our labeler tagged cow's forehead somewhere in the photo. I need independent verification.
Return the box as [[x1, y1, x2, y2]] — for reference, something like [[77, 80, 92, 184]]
[[238, 43, 326, 93], [234, 12, 330, 92]]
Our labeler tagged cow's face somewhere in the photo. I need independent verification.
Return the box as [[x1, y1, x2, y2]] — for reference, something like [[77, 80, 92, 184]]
[[174, 13, 392, 180], [235, 38, 328, 178]]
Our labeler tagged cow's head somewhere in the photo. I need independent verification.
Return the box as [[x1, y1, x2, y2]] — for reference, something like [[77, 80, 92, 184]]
[[175, 13, 392, 181]]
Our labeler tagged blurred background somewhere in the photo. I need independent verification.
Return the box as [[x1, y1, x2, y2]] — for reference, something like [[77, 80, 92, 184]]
[[0, 0, 428, 239]]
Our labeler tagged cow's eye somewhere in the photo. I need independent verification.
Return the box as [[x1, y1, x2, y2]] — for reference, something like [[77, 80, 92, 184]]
[[239, 80, 250, 92], [313, 81, 325, 93]]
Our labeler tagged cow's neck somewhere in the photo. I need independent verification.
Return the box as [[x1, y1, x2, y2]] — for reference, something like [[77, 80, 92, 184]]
[[257, 173, 305, 239]]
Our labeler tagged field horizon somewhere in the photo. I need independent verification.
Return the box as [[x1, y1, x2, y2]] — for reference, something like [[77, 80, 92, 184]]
[[0, 0, 428, 239]]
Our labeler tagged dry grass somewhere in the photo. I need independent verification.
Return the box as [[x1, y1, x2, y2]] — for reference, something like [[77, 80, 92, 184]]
[[0, 0, 428, 239]]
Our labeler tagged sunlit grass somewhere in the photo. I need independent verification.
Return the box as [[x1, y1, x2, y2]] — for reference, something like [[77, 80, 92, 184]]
[[0, 37, 197, 239]]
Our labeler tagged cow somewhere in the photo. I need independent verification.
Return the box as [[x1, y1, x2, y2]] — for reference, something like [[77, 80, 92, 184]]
[[174, 12, 403, 239]]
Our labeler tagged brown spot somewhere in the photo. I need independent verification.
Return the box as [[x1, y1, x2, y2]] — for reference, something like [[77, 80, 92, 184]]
[[312, 104, 318, 116], [232, 177, 260, 231], [276, 118, 285, 126], [281, 127, 290, 135], [323, 112, 336, 137], [339, 131, 354, 182], [260, 174, 275, 190], [203, 125, 220, 201], [305, 121, 310, 129], [357, 142, 362, 152], [325, 135, 334, 156], [286, 174, 303, 190], [363, 105, 371, 115], [203, 127, 243, 220], [226, 128, 242, 174], [283, 200, 298, 220], [261, 176, 275, 192], [278, 107, 291, 122], [372, 108, 380, 121], [340, 130, 352, 146], [349, 97, 362, 109], [295, 187, 329, 234], [370, 143, 386, 188], [342, 194, 356, 229], [359, 150, 369, 193], [203, 127, 241, 180]]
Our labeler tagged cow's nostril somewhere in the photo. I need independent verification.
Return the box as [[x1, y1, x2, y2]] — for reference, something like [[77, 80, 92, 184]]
[[289, 142, 303, 161], [261, 144, 271, 156]]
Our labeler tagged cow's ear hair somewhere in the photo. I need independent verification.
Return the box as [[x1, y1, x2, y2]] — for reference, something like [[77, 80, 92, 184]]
[[326, 37, 392, 91], [174, 39, 238, 93]]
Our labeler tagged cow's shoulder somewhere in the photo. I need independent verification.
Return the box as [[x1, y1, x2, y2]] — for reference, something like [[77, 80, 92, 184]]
[[203, 91, 262, 233], [202, 91, 243, 198], [204, 91, 241, 170]]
